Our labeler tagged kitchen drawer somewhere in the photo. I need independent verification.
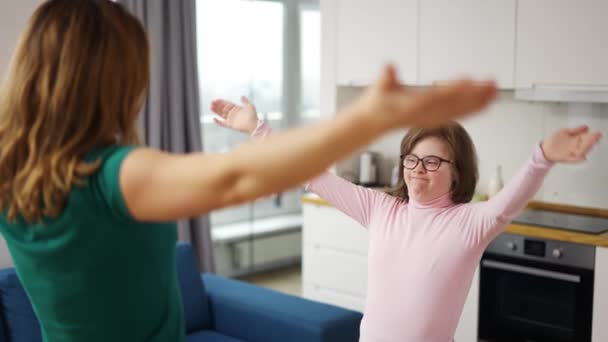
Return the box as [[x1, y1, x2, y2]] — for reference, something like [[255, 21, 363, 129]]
[[302, 282, 365, 312], [303, 203, 369, 254], [302, 243, 368, 297]]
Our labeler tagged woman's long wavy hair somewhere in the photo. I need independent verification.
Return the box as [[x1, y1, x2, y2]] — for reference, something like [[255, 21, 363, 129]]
[[0, 0, 150, 223]]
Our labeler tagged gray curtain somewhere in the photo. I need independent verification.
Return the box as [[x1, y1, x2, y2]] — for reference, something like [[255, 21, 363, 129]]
[[118, 0, 214, 273]]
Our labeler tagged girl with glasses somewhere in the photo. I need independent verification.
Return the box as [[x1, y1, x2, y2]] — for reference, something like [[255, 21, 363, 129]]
[[211, 96, 601, 342]]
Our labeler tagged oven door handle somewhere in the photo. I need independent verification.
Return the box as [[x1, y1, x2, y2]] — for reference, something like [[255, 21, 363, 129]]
[[481, 259, 581, 283]]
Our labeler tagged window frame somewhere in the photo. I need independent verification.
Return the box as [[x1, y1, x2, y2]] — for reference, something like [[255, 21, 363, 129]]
[[197, 0, 320, 226]]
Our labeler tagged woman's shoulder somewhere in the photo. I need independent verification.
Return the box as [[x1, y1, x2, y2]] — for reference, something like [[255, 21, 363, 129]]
[[85, 145, 138, 164]]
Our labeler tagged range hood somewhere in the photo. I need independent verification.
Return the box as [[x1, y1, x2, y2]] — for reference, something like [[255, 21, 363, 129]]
[[515, 84, 608, 103]]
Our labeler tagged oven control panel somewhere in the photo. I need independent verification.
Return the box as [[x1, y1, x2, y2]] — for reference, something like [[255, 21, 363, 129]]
[[486, 233, 595, 270]]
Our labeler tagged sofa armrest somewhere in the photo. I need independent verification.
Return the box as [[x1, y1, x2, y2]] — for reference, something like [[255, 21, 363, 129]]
[[201, 274, 362, 342]]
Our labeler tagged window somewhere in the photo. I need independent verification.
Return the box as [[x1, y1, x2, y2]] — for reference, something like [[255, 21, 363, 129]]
[[197, 0, 283, 156], [196, 0, 320, 227], [300, 5, 321, 121]]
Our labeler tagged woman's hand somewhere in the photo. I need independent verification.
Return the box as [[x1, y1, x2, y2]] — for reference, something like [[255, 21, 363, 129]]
[[541, 125, 602, 162], [348, 65, 497, 130]]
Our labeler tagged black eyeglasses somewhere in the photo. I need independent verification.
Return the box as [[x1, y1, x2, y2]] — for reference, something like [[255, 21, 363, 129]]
[[401, 154, 451, 172]]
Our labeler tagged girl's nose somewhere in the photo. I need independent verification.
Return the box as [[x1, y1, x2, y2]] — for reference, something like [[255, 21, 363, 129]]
[[413, 161, 426, 173]]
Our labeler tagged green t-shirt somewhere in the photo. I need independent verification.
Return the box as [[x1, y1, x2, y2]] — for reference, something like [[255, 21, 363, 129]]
[[0, 146, 184, 342]]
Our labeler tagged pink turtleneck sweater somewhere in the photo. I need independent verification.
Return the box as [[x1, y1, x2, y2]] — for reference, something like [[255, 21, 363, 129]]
[[252, 122, 554, 342]]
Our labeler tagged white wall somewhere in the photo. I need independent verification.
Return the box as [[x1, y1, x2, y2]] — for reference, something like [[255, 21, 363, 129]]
[[463, 97, 608, 209], [0, 0, 41, 267], [336, 87, 608, 210], [0, 1, 41, 79]]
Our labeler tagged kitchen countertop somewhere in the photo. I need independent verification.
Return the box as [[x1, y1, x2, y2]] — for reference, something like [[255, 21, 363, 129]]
[[302, 193, 608, 248]]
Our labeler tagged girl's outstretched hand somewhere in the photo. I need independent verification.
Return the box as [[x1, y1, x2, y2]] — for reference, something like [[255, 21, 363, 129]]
[[541, 125, 603, 162], [210, 96, 259, 134]]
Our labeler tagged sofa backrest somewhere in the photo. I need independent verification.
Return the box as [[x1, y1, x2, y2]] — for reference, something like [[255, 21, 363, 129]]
[[0, 269, 41, 342], [175, 242, 212, 332], [0, 243, 212, 341]]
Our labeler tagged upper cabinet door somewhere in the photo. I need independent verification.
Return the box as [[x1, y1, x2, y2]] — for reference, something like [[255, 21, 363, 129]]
[[516, 0, 608, 89], [419, 0, 516, 89], [335, 0, 418, 86]]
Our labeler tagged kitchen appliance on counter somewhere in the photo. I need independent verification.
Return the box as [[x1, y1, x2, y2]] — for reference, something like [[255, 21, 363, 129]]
[[512, 209, 608, 235], [478, 233, 595, 342], [357, 151, 381, 187]]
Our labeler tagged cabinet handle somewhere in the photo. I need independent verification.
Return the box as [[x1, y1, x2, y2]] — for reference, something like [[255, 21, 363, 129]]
[[482, 259, 581, 283], [515, 84, 608, 103], [531, 83, 608, 92]]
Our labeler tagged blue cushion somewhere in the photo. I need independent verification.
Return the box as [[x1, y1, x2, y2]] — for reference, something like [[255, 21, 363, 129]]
[[186, 330, 244, 342], [0, 269, 42, 342], [175, 243, 212, 333], [203, 274, 362, 342]]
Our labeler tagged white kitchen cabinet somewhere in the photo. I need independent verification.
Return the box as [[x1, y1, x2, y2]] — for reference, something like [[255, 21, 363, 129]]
[[302, 283, 365, 312], [335, 0, 418, 86], [302, 200, 368, 311], [454, 266, 479, 342], [593, 247, 608, 342], [303, 244, 367, 311], [516, 0, 608, 89], [302, 201, 368, 254], [419, 0, 516, 88]]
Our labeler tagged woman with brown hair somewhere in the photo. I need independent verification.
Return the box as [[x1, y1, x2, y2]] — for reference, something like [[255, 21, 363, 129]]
[[211, 97, 602, 341], [0, 0, 498, 341]]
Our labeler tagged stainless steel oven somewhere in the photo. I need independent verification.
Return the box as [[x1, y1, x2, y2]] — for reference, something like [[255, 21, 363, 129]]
[[478, 233, 595, 342]]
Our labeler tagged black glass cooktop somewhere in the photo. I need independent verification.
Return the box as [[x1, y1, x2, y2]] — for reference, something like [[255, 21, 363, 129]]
[[512, 209, 608, 235]]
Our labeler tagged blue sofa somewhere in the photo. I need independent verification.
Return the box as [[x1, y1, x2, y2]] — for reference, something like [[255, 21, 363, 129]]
[[0, 243, 362, 341]]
